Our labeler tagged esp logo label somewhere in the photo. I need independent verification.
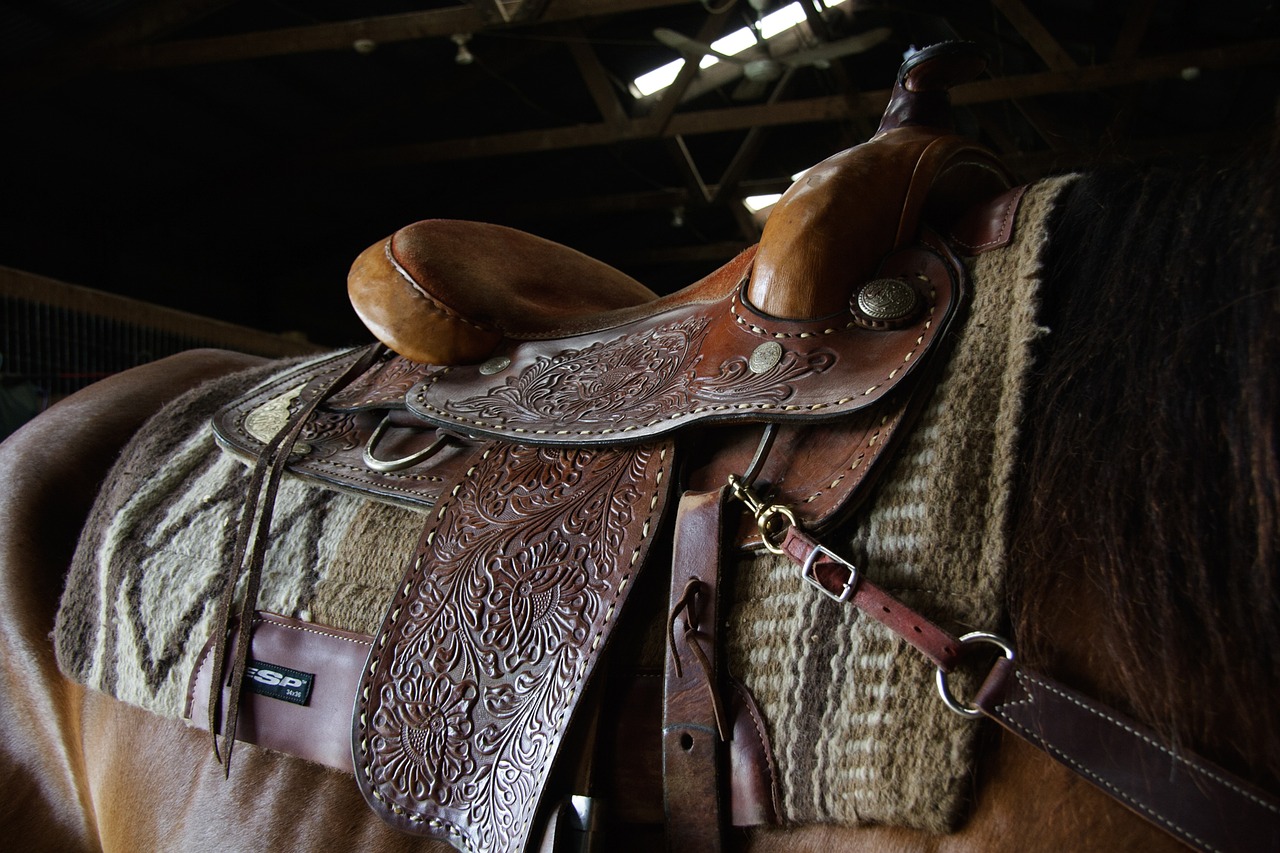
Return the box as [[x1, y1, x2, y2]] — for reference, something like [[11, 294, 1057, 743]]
[[242, 660, 314, 706]]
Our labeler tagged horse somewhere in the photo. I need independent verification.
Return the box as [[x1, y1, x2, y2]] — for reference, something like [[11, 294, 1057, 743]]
[[1, 48, 1276, 853]]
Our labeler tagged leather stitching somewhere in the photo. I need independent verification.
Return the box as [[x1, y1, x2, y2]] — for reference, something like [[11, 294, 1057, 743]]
[[799, 416, 887, 505], [946, 185, 1026, 252], [993, 668, 1278, 853], [1004, 669, 1279, 815], [412, 283, 939, 437], [384, 241, 497, 335], [733, 680, 783, 821]]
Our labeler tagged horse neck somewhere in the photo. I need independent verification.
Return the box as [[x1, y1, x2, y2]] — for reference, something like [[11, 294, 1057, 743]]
[[1006, 149, 1280, 794]]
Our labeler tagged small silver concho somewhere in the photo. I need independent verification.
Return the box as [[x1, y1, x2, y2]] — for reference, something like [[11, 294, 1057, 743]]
[[749, 341, 784, 374], [478, 356, 512, 375], [852, 277, 920, 330]]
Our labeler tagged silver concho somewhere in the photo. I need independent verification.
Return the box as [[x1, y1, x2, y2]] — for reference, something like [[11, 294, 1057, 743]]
[[478, 356, 512, 375], [748, 341, 784, 374], [854, 277, 919, 328]]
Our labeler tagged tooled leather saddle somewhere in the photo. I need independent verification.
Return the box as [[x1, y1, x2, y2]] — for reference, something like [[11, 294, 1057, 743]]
[[209, 42, 1017, 853]]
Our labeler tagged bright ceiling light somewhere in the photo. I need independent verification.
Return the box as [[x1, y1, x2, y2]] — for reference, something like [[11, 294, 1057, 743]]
[[634, 60, 684, 96], [632, 0, 846, 98], [757, 3, 809, 39], [743, 192, 782, 213]]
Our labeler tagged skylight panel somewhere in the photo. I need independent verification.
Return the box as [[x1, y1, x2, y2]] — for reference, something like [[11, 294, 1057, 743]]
[[631, 1, 849, 98]]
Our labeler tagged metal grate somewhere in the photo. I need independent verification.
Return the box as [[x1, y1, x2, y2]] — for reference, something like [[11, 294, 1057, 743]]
[[1, 294, 217, 400], [0, 274, 323, 440]]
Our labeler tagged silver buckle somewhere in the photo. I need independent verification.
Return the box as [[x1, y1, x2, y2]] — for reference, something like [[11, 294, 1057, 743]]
[[800, 544, 858, 603]]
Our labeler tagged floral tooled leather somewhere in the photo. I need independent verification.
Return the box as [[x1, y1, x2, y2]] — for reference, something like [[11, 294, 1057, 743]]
[[355, 440, 673, 851], [438, 316, 836, 433], [407, 239, 962, 444]]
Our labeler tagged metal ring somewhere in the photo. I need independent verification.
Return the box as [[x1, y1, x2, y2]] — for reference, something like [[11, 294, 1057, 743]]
[[363, 414, 446, 473], [756, 504, 797, 555], [935, 631, 1015, 719]]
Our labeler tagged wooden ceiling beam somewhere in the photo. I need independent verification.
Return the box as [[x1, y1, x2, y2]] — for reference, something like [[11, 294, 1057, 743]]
[[711, 67, 798, 206], [327, 38, 1278, 166], [565, 29, 630, 128], [641, 5, 737, 136], [0, 0, 237, 94], [469, 0, 550, 26], [953, 39, 1279, 101], [1111, 0, 1158, 61], [104, 0, 693, 71], [990, 0, 1077, 71], [665, 136, 713, 205]]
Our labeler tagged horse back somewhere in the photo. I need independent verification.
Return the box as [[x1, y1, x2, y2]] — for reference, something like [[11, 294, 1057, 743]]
[[0, 350, 265, 852]]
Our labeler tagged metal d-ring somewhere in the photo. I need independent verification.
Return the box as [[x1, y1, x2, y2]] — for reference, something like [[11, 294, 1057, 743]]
[[936, 631, 1016, 719], [362, 414, 446, 473]]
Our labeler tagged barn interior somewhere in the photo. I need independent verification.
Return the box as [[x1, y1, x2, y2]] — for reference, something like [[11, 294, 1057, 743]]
[[1, 0, 1277, 430]]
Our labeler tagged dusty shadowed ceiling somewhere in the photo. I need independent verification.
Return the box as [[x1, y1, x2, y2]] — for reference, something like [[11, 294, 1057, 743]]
[[2, 0, 1277, 346]]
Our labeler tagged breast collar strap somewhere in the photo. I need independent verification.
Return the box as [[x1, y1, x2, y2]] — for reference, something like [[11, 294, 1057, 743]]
[[726, 476, 1280, 853]]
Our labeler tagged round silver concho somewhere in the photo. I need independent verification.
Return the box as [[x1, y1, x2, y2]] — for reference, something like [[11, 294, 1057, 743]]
[[748, 341, 784, 374], [853, 277, 920, 329]]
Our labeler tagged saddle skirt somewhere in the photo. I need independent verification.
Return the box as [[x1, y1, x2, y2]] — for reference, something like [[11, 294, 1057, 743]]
[[53, 176, 1077, 843]]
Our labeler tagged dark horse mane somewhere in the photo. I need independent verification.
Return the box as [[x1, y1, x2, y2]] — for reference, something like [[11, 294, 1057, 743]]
[[1009, 143, 1280, 793]]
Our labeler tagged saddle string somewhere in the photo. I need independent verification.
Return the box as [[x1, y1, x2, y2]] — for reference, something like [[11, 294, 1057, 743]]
[[208, 344, 386, 771], [666, 577, 730, 741]]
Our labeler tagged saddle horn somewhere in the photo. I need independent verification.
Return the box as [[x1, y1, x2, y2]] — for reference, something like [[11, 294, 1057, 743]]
[[747, 41, 1010, 319]]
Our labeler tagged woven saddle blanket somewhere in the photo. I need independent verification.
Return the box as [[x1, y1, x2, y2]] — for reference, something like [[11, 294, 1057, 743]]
[[55, 177, 1071, 833]]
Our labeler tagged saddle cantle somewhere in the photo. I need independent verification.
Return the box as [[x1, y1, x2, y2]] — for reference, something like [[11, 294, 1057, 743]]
[[209, 42, 1019, 853]]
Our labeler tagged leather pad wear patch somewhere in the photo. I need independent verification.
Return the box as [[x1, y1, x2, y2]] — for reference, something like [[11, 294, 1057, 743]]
[[354, 439, 674, 852]]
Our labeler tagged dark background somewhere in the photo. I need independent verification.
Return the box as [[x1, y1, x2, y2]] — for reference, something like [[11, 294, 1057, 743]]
[[2, 0, 1277, 347]]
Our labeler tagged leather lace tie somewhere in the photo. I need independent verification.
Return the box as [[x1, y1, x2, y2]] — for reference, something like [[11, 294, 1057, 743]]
[[667, 577, 730, 741], [207, 344, 384, 773]]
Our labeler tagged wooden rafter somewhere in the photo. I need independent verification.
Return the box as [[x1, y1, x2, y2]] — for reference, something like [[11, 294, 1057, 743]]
[[98, 0, 694, 72], [469, 0, 550, 26], [1111, 0, 1158, 61], [991, 0, 1078, 71], [0, 0, 238, 93], [566, 29, 630, 128], [330, 39, 1279, 167]]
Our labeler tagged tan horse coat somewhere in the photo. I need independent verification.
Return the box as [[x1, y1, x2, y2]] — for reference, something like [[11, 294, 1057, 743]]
[[0, 349, 1185, 852]]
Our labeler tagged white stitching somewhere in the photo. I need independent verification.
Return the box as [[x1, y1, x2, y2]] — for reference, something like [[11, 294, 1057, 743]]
[[1010, 670, 1280, 815]]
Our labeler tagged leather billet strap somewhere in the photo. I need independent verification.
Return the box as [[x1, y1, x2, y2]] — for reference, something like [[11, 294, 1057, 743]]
[[354, 438, 674, 853], [663, 488, 731, 852], [775, 525, 961, 670], [976, 658, 1280, 853]]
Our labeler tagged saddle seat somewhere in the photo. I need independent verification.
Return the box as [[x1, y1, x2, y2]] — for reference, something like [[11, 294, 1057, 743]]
[[348, 42, 1010, 368]]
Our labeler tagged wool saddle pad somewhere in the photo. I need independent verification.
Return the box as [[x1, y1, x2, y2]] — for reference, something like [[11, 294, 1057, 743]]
[[55, 176, 1072, 833]]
